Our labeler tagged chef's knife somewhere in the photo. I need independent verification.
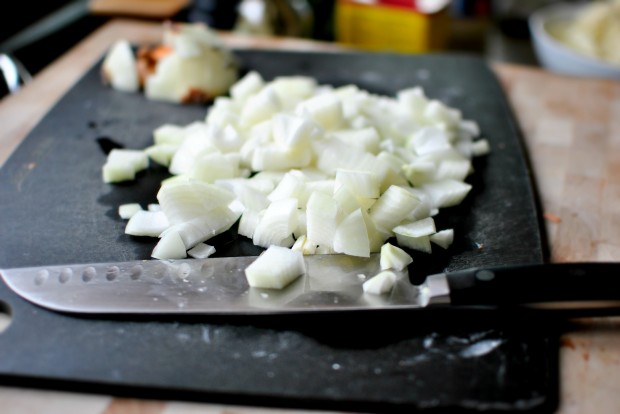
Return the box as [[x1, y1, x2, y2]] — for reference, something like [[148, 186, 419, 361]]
[[1, 255, 620, 315]]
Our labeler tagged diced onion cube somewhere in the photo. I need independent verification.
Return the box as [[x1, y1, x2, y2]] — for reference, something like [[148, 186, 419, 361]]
[[362, 271, 397, 295], [393, 217, 436, 238], [472, 139, 491, 156], [395, 234, 432, 254], [118, 203, 142, 219], [125, 210, 170, 237], [333, 209, 370, 257], [430, 229, 454, 249], [187, 243, 216, 259], [380, 243, 413, 271], [102, 40, 139, 93], [421, 179, 472, 209], [252, 198, 298, 248], [306, 192, 338, 250], [245, 246, 306, 289], [102, 149, 149, 183], [230, 71, 264, 102], [151, 230, 186, 260], [370, 185, 421, 233]]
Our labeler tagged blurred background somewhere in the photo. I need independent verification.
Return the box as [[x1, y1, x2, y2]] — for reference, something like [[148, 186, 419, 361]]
[[0, 0, 609, 98]]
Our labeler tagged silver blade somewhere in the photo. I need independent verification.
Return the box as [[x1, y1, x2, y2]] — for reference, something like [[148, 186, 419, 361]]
[[0, 255, 434, 315]]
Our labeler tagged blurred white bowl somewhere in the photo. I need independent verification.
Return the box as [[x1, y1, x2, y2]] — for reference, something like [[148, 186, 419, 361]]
[[529, 2, 620, 80]]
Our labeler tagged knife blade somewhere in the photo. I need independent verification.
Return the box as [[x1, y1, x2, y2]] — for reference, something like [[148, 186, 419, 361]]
[[1, 256, 620, 315]]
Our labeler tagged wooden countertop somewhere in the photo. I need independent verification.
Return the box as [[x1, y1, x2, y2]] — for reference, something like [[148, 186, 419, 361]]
[[1, 18, 619, 414]]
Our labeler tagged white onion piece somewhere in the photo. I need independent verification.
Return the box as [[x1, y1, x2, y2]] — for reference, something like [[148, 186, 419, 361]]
[[189, 152, 239, 183], [253, 198, 298, 248], [291, 234, 307, 252], [268, 172, 307, 202], [375, 152, 409, 191], [205, 124, 243, 152], [232, 183, 270, 212], [370, 185, 421, 233], [249, 171, 285, 190], [333, 209, 370, 257], [153, 124, 186, 145], [315, 245, 335, 254], [245, 246, 306, 289], [151, 230, 186, 260], [333, 186, 363, 218], [330, 127, 381, 154], [103, 149, 149, 183], [118, 203, 142, 219], [334, 169, 379, 199], [206, 107, 239, 129], [270, 76, 317, 108], [472, 139, 491, 156], [237, 208, 261, 239], [304, 180, 335, 201], [302, 239, 319, 255], [230, 71, 264, 103], [306, 192, 338, 250], [145, 144, 178, 167], [393, 217, 436, 238], [461, 120, 480, 137], [397, 87, 428, 118], [363, 271, 397, 295], [315, 138, 377, 175], [291, 234, 319, 255], [421, 179, 472, 209], [244, 176, 277, 194], [240, 86, 282, 128], [296, 92, 343, 130], [395, 234, 432, 254], [168, 129, 219, 175], [404, 188, 433, 221], [101, 40, 139, 93], [380, 242, 413, 271], [102, 163, 135, 184], [144, 23, 238, 104], [435, 159, 471, 182], [361, 209, 386, 253], [423, 100, 461, 128], [187, 242, 216, 259], [157, 181, 235, 224], [160, 174, 190, 187], [430, 229, 454, 249], [125, 210, 170, 237], [408, 127, 452, 155], [272, 113, 319, 149], [294, 168, 328, 181], [162, 206, 240, 248], [251, 145, 312, 171], [402, 160, 436, 187]]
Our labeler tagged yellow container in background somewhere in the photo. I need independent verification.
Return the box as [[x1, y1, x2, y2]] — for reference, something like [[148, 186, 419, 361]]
[[335, 0, 450, 53]]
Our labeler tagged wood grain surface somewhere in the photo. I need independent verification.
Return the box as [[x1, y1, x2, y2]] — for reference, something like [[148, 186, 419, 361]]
[[0, 18, 619, 414], [89, 0, 190, 19]]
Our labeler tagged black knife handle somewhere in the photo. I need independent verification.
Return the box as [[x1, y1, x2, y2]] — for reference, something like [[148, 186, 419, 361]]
[[446, 263, 620, 308]]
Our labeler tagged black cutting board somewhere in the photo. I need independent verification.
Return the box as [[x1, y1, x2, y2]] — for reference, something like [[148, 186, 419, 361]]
[[0, 50, 555, 412]]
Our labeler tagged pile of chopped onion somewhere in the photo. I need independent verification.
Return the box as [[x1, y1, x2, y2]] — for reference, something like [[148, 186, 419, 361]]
[[108, 71, 489, 267]]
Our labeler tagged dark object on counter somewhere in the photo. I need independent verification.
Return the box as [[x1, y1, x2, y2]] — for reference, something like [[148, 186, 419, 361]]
[[187, 0, 243, 29], [0, 67, 10, 98]]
